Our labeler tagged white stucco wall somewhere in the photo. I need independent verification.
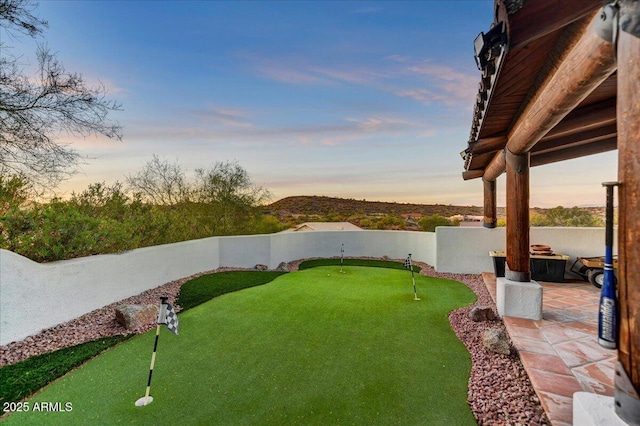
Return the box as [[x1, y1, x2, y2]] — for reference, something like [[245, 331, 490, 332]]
[[435, 226, 614, 274], [218, 234, 271, 268], [268, 230, 435, 268], [0, 230, 434, 345], [0, 238, 220, 346], [435, 227, 506, 274], [0, 227, 609, 345]]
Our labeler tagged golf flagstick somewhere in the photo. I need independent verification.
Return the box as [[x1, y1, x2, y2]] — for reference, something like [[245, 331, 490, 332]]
[[136, 296, 179, 407], [404, 254, 420, 300], [340, 243, 345, 273], [598, 182, 619, 349]]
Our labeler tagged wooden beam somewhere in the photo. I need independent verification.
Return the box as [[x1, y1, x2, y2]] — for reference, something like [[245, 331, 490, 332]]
[[530, 137, 617, 167], [481, 11, 616, 182], [501, 0, 604, 51], [483, 149, 506, 182], [533, 123, 617, 154], [483, 178, 497, 228], [615, 13, 640, 418], [470, 135, 508, 155], [480, 108, 616, 181], [462, 169, 484, 181], [506, 12, 616, 155], [467, 150, 500, 173], [543, 98, 617, 140], [505, 149, 530, 282]]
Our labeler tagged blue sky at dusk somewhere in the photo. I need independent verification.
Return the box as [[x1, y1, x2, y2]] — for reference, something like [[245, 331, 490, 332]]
[[10, 1, 618, 207]]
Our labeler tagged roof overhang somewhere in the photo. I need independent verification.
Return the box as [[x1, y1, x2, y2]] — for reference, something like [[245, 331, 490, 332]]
[[462, 0, 616, 181]]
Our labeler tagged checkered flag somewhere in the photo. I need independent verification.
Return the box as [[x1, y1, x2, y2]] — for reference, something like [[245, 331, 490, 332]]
[[404, 254, 420, 300], [404, 255, 412, 270], [136, 298, 179, 406], [159, 303, 179, 335]]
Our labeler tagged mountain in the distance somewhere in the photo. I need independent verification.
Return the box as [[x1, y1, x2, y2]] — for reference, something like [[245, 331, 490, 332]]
[[266, 195, 504, 218]]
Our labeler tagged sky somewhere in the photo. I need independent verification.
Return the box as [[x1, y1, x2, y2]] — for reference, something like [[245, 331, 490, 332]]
[[5, 1, 619, 207]]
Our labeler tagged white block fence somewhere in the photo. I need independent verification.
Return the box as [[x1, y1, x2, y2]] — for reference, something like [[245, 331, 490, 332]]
[[0, 227, 611, 345]]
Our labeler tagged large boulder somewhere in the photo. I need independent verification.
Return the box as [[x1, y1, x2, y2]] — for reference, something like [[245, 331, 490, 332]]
[[276, 262, 288, 272], [469, 305, 497, 322], [254, 264, 268, 271], [115, 304, 158, 331], [482, 327, 511, 355]]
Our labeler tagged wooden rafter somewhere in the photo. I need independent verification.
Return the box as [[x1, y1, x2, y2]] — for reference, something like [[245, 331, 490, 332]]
[[482, 10, 616, 181]]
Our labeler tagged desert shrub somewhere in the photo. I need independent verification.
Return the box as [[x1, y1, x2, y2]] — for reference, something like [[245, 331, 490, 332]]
[[0, 153, 288, 262], [419, 214, 454, 232], [529, 212, 549, 227], [543, 206, 603, 227], [0, 173, 33, 214], [499, 208, 603, 227], [251, 214, 286, 234], [0, 181, 174, 261], [2, 201, 99, 261]]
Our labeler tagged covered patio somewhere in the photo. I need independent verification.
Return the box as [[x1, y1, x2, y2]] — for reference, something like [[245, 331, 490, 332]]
[[485, 274, 616, 425], [461, 1, 639, 424]]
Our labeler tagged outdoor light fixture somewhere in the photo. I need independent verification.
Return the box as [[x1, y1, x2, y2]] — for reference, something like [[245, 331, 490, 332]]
[[473, 22, 507, 71]]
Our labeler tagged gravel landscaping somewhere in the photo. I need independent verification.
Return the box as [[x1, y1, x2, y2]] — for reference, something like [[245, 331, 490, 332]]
[[0, 259, 550, 425]]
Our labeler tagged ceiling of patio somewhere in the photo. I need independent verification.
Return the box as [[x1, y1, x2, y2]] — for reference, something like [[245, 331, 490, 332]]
[[462, 0, 616, 180]]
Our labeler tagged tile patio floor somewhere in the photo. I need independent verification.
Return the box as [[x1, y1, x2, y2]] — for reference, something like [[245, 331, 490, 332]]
[[482, 273, 617, 426]]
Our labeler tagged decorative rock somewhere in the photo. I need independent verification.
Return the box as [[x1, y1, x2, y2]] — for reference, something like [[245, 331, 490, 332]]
[[482, 327, 511, 355], [276, 262, 288, 272], [254, 264, 268, 271], [469, 305, 497, 322], [115, 304, 158, 331]]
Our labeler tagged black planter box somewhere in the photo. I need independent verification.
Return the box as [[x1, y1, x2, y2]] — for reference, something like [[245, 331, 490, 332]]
[[489, 251, 569, 282]]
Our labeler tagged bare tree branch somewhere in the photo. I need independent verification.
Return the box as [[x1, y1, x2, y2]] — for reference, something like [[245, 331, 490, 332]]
[[0, 0, 123, 186], [0, 0, 47, 38], [126, 155, 191, 205]]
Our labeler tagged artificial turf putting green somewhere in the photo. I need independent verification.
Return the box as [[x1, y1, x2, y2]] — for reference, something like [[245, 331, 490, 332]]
[[3, 266, 476, 425], [298, 258, 421, 272]]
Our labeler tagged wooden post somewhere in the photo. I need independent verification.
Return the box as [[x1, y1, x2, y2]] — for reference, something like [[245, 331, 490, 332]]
[[505, 149, 530, 282], [615, 3, 640, 420], [482, 178, 497, 228]]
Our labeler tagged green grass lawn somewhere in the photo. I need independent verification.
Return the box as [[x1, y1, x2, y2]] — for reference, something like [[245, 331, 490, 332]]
[[3, 266, 476, 425]]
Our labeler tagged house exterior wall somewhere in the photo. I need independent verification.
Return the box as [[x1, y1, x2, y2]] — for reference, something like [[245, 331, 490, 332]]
[[0, 227, 610, 345]]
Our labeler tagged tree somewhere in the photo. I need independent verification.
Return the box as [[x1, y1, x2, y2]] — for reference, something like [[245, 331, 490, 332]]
[[126, 155, 191, 205], [0, 0, 122, 185], [126, 156, 272, 235], [194, 161, 271, 234], [194, 161, 269, 206]]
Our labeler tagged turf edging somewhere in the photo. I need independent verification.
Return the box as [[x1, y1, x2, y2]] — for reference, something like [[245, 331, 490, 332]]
[[176, 270, 288, 310]]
